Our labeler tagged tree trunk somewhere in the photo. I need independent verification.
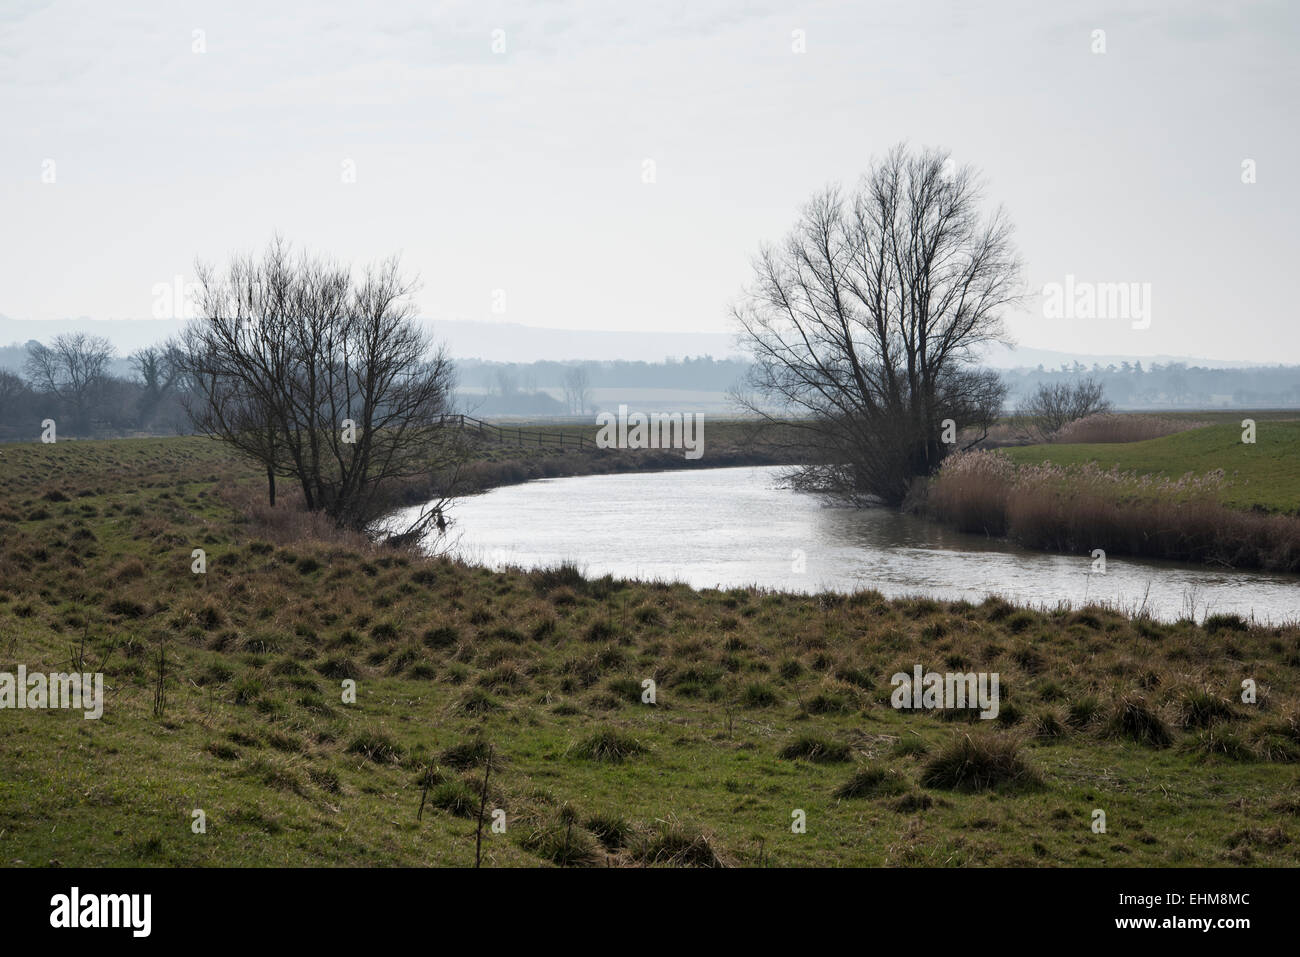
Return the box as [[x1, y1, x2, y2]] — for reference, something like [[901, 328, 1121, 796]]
[[267, 466, 276, 507]]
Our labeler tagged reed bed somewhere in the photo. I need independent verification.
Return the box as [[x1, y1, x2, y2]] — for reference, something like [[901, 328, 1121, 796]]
[[1051, 413, 1205, 444], [927, 450, 1300, 572]]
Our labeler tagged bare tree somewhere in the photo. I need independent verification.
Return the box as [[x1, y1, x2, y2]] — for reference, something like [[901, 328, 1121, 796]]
[[563, 366, 592, 415], [0, 369, 28, 409], [0, 370, 33, 436], [493, 367, 518, 398], [1014, 377, 1112, 442], [130, 344, 184, 428], [732, 144, 1024, 504], [24, 333, 116, 432], [178, 237, 465, 535]]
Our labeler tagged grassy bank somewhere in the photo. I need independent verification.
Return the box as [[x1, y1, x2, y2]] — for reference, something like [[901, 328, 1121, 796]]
[[2, 436, 1299, 867], [447, 419, 795, 495], [1004, 420, 1300, 514], [927, 421, 1300, 572]]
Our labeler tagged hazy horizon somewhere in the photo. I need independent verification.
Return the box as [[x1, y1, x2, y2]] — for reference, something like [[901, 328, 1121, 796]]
[[3, 0, 1296, 361], [0, 314, 1292, 370]]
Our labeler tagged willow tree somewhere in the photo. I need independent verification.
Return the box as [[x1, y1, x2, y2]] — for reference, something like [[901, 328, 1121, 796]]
[[733, 144, 1023, 504], [178, 237, 463, 537]]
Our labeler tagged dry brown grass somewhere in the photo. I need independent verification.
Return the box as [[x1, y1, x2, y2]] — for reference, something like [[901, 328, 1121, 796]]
[[217, 483, 379, 551], [927, 451, 1300, 571], [1052, 413, 1205, 444]]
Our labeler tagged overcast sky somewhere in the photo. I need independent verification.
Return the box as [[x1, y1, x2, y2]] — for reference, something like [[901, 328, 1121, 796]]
[[1, 0, 1295, 362]]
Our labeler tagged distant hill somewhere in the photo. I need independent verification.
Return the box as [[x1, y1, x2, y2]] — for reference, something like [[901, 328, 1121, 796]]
[[0, 314, 1276, 371]]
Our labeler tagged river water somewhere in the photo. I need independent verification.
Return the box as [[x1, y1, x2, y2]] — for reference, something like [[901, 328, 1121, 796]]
[[398, 465, 1299, 624]]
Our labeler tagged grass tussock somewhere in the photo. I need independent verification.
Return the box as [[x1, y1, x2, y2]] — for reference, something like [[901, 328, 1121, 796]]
[[1177, 688, 1241, 729], [1105, 694, 1173, 748], [919, 732, 1042, 792], [573, 729, 645, 763], [779, 735, 852, 763], [633, 820, 729, 868], [835, 765, 909, 799]]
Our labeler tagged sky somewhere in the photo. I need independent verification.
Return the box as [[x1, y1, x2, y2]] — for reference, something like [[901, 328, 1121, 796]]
[[1, 0, 1296, 362]]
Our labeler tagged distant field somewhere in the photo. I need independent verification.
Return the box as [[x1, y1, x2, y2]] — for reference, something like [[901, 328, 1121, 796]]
[[459, 387, 738, 416], [1004, 420, 1300, 514]]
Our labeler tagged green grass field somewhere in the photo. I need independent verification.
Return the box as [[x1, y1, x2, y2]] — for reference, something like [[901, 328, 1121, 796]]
[[2, 436, 1299, 867], [1004, 420, 1300, 514]]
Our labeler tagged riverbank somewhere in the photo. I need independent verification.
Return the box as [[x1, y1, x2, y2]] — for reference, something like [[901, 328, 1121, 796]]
[[3, 436, 1299, 867], [374, 418, 799, 509], [924, 421, 1300, 573]]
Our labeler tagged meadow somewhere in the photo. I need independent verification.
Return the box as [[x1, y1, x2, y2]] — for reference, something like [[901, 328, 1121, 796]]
[[1, 434, 1298, 867], [1004, 420, 1300, 514]]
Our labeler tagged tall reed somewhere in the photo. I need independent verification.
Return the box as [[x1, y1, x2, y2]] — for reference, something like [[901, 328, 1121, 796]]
[[927, 450, 1300, 572]]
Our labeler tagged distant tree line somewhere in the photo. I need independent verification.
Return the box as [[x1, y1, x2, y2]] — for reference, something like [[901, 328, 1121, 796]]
[[4, 334, 1298, 444], [1002, 362, 1300, 409], [0, 335, 188, 441], [458, 355, 752, 393]]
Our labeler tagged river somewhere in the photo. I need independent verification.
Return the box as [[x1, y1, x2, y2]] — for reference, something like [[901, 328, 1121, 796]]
[[395, 465, 1299, 624]]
